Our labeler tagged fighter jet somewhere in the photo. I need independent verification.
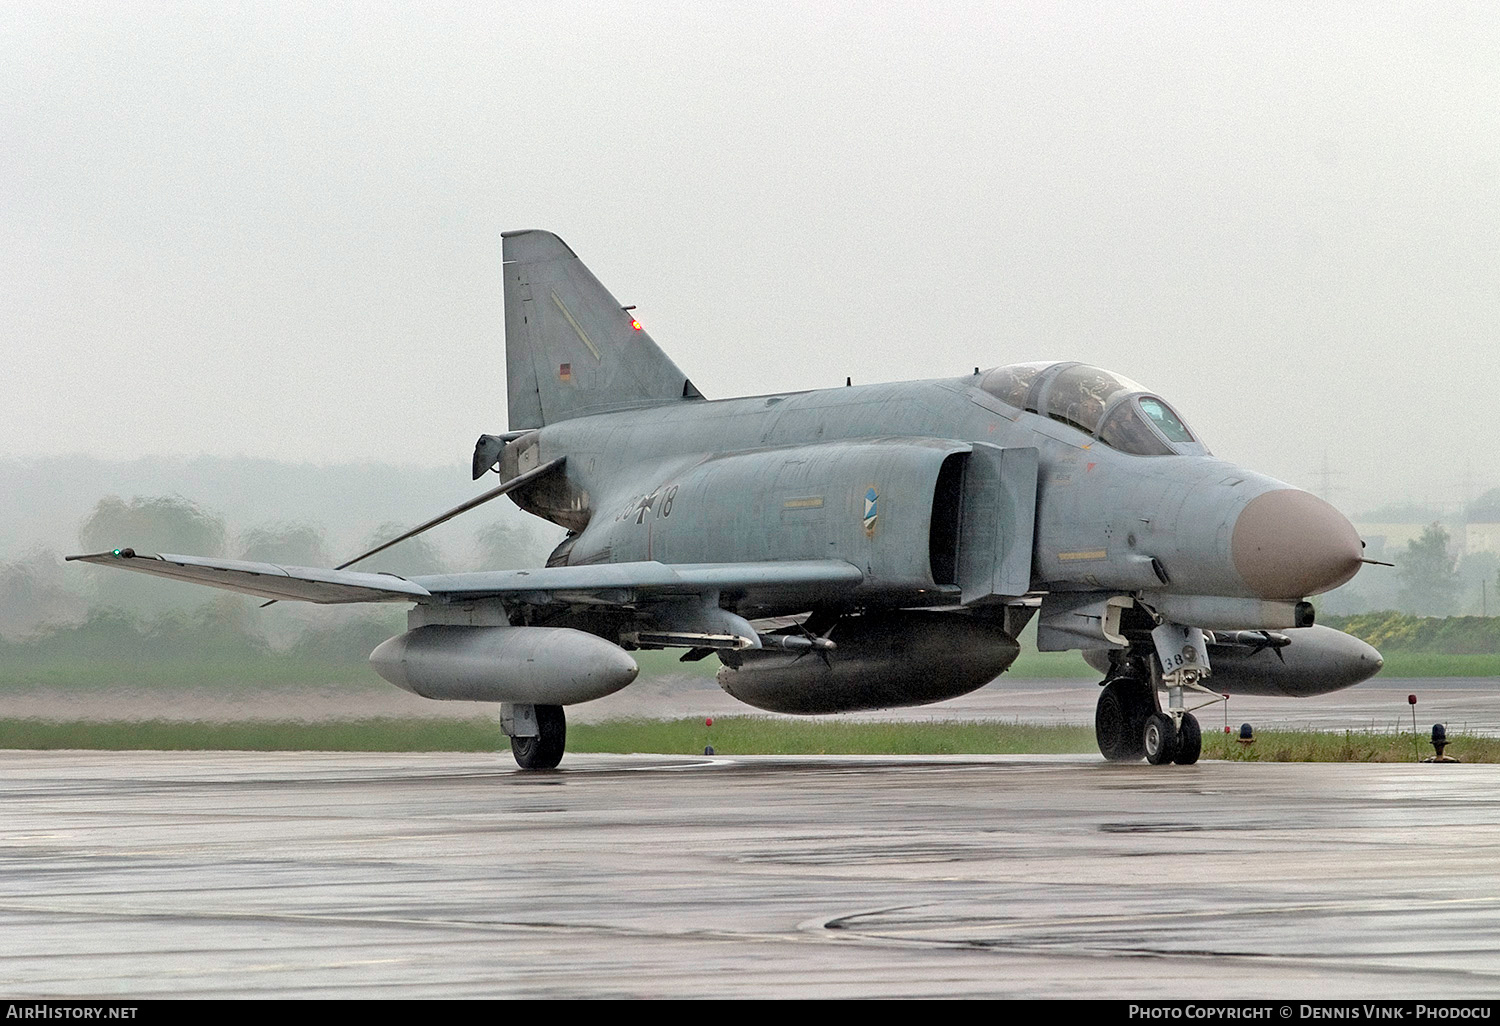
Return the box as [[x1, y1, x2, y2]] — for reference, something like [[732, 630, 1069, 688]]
[[70, 229, 1384, 769]]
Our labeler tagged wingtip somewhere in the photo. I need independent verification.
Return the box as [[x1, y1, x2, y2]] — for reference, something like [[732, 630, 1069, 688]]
[[65, 548, 140, 563]]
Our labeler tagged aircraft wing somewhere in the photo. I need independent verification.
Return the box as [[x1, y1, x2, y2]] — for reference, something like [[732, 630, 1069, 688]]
[[409, 560, 864, 607], [66, 550, 863, 608], [65, 551, 433, 604]]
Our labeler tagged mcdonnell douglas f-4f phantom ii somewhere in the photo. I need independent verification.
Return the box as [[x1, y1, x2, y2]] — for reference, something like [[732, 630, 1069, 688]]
[[71, 229, 1385, 769]]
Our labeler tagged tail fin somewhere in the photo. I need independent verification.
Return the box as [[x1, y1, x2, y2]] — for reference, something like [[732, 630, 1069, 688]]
[[503, 230, 704, 429]]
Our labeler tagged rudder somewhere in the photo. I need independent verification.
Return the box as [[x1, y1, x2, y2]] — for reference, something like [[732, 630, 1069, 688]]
[[503, 230, 704, 429]]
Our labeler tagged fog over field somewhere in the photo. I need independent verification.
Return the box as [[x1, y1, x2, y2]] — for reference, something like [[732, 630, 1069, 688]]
[[0, 455, 560, 645], [0, 454, 555, 562]]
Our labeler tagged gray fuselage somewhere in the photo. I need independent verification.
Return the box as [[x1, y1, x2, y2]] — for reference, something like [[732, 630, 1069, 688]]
[[511, 372, 1347, 628]]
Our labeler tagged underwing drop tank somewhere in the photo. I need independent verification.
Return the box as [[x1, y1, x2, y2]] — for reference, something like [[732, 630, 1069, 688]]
[[717, 611, 1020, 714], [370, 624, 639, 704], [1083, 624, 1383, 697]]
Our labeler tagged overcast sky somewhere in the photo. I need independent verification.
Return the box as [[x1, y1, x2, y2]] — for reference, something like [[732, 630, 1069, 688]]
[[5, 2, 1497, 516]]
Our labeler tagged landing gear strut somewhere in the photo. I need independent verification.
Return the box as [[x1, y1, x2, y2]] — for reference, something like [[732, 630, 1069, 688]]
[[503, 702, 567, 770], [1149, 623, 1214, 766]]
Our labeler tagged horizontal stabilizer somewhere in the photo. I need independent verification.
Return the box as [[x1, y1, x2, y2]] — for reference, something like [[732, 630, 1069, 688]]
[[65, 551, 431, 604]]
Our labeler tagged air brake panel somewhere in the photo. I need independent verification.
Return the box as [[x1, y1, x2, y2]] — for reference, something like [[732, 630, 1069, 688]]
[[959, 443, 1038, 603]]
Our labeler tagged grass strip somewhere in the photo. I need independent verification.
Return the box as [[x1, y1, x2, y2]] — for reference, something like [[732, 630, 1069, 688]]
[[0, 717, 501, 752], [1199, 728, 1500, 762], [1371, 652, 1500, 677], [2, 716, 1498, 761]]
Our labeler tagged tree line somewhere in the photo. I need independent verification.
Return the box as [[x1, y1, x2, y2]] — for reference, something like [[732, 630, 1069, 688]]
[[0, 492, 553, 650]]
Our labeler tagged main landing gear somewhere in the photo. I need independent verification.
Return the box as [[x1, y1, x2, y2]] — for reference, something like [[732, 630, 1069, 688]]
[[503, 702, 567, 770], [1095, 674, 1204, 766]]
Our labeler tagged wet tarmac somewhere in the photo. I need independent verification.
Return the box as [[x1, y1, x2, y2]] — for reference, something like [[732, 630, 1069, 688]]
[[3, 750, 1500, 998]]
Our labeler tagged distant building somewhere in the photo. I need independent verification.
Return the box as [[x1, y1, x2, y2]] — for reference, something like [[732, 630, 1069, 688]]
[[1352, 521, 1500, 561], [1353, 523, 1434, 561], [1466, 522, 1500, 556]]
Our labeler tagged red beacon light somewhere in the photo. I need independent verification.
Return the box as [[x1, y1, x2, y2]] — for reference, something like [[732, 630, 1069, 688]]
[[631, 318, 642, 331]]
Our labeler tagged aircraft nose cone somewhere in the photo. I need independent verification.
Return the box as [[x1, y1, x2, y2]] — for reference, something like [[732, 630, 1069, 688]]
[[1231, 489, 1363, 599]]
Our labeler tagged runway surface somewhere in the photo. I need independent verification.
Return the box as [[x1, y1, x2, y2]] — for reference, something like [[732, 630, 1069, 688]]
[[4, 750, 1500, 998]]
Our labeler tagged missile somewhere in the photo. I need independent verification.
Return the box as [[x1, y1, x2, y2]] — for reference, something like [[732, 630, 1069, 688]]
[[370, 625, 639, 704]]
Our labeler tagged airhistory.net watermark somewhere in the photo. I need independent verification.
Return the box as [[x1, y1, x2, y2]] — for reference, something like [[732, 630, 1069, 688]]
[[6, 1007, 137, 1020]]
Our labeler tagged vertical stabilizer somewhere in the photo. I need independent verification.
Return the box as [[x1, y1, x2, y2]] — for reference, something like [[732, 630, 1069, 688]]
[[503, 230, 704, 429]]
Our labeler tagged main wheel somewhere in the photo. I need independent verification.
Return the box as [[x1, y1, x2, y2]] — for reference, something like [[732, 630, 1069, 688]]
[[511, 704, 566, 770], [1096, 680, 1149, 762], [1095, 687, 1130, 761], [1143, 711, 1179, 765], [1174, 712, 1202, 765]]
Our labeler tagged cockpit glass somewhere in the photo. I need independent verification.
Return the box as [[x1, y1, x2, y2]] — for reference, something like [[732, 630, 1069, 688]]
[[1097, 400, 1174, 456], [978, 362, 1203, 456], [1043, 365, 1146, 435], [978, 362, 1050, 409], [1138, 397, 1195, 443]]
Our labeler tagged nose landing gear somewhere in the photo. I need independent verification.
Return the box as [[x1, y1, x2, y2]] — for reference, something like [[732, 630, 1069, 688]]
[[1095, 623, 1219, 766], [1096, 681, 1208, 765]]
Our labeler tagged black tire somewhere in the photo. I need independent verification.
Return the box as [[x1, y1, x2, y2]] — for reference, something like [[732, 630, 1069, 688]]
[[1143, 712, 1179, 765], [1174, 712, 1202, 765], [1096, 680, 1149, 762], [511, 704, 566, 770], [1122, 692, 1151, 760], [1095, 687, 1130, 761]]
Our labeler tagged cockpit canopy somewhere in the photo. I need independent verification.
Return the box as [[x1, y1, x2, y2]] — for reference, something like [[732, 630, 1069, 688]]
[[978, 361, 1206, 456]]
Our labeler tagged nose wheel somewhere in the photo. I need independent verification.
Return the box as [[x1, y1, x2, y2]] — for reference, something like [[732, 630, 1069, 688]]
[[1143, 712, 1178, 764], [1174, 710, 1203, 765], [1142, 711, 1204, 765]]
